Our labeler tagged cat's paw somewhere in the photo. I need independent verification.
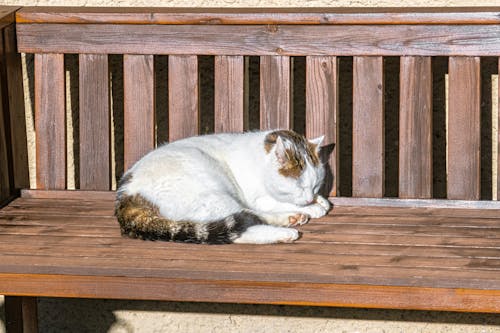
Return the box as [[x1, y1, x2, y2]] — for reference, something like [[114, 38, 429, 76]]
[[315, 195, 332, 212], [276, 228, 300, 243], [300, 203, 328, 219], [288, 213, 310, 226]]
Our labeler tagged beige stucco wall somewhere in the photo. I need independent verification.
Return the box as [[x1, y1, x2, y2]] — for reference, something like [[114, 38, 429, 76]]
[[1, 0, 500, 332]]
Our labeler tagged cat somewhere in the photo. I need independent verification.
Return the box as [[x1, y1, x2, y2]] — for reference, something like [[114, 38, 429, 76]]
[[115, 129, 331, 244]]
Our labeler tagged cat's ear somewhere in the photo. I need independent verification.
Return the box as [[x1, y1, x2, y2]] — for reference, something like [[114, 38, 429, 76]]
[[309, 136, 324, 152]]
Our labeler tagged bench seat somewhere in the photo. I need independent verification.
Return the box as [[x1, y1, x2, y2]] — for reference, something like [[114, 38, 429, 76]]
[[1, 190, 499, 313]]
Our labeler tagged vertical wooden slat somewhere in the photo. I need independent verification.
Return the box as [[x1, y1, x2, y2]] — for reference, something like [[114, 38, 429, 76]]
[[498, 58, 500, 201], [34, 53, 65, 190], [79, 54, 110, 190], [123, 54, 155, 171], [5, 296, 38, 333], [260, 55, 291, 130], [4, 25, 28, 191], [448, 57, 481, 200], [399, 56, 433, 199], [352, 56, 384, 197], [305, 56, 338, 197], [214, 55, 245, 133], [168, 55, 199, 141], [0, 29, 11, 202]]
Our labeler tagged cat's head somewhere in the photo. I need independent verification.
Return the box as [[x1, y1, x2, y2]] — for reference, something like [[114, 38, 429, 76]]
[[264, 130, 326, 206]]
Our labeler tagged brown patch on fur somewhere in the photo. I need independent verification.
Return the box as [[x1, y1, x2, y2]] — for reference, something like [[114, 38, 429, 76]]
[[264, 130, 321, 178], [264, 132, 278, 153], [278, 148, 305, 179], [115, 194, 199, 242]]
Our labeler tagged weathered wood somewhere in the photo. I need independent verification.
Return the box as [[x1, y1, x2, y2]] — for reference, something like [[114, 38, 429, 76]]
[[352, 56, 384, 197], [79, 54, 110, 190], [168, 55, 199, 141], [17, 23, 500, 56], [0, 31, 10, 203], [6, 6, 500, 315], [2, 273, 499, 313], [260, 55, 291, 130], [123, 54, 155, 170], [305, 56, 338, 196], [399, 56, 432, 199], [3, 24, 29, 191], [34, 53, 65, 190], [214, 55, 245, 133], [0, 6, 17, 29], [448, 57, 481, 200], [1, 193, 500, 312], [15, 7, 500, 25]]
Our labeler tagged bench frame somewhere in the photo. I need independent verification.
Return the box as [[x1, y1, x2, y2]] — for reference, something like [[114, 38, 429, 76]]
[[2, 6, 500, 332]]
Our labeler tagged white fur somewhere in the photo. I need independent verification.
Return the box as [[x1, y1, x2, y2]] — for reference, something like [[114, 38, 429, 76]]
[[233, 225, 299, 244], [120, 131, 330, 243]]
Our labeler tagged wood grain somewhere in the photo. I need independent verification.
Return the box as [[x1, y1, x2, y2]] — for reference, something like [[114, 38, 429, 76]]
[[448, 57, 481, 200], [34, 53, 66, 190], [260, 55, 291, 130], [123, 55, 155, 171], [352, 56, 384, 197], [168, 55, 199, 141], [0, 33, 10, 203], [17, 23, 500, 56], [214, 55, 245, 133], [2, 273, 499, 312], [79, 54, 110, 190], [399, 56, 432, 199], [1, 193, 500, 312], [16, 7, 500, 25], [305, 56, 338, 196], [0, 6, 17, 29], [3, 24, 29, 191]]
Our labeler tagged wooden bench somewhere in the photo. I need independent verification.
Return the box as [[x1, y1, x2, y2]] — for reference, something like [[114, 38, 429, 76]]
[[2, 6, 500, 331]]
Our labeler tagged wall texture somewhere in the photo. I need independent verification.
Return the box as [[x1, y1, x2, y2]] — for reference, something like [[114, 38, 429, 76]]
[[1, 0, 500, 332]]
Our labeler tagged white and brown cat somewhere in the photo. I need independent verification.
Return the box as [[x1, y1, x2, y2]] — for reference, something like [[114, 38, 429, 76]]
[[115, 130, 331, 244]]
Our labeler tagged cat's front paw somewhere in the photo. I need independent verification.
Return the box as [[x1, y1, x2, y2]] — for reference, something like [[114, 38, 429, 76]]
[[288, 213, 310, 226], [300, 203, 328, 219], [315, 195, 332, 212]]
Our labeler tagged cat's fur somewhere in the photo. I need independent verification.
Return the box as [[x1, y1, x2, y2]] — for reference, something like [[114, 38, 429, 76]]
[[115, 130, 331, 244]]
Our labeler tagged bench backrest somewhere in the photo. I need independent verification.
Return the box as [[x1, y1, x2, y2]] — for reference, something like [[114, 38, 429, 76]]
[[14, 7, 500, 202]]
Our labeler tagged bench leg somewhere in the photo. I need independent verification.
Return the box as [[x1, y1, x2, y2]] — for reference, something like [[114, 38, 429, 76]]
[[5, 297, 38, 333]]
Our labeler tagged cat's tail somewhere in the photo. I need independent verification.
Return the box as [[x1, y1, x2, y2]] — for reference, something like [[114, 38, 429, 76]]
[[115, 193, 296, 244]]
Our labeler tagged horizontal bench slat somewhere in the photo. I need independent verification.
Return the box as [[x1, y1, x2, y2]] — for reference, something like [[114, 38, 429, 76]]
[[3, 273, 499, 312], [17, 23, 500, 56], [15, 7, 500, 25]]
